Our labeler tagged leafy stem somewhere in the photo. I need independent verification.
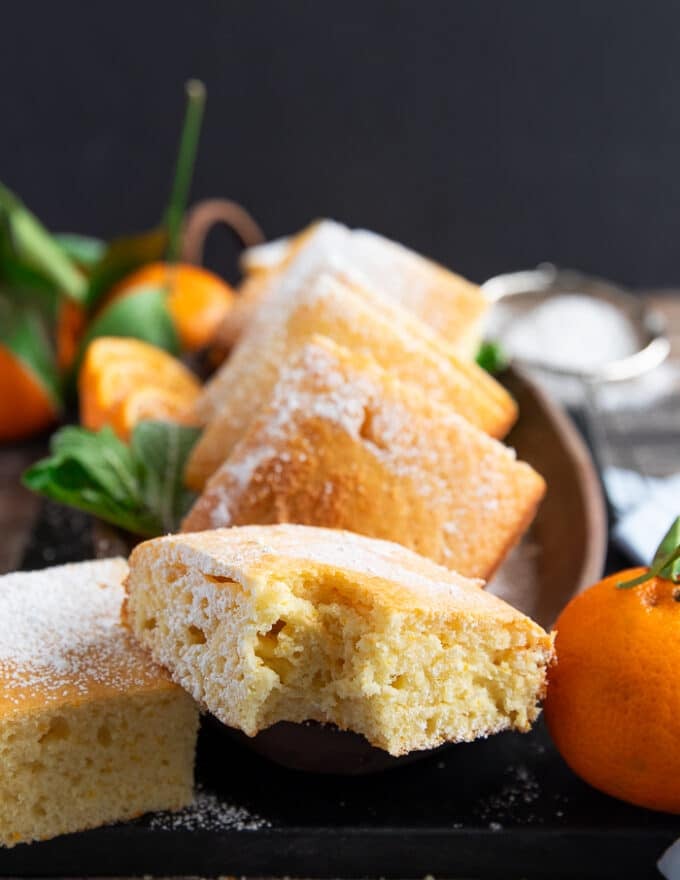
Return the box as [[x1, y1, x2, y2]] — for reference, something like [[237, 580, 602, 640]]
[[164, 79, 206, 264], [618, 516, 680, 588]]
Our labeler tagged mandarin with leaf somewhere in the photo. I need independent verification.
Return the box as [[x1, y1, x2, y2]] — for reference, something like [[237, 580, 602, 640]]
[[544, 518, 680, 813], [0, 345, 58, 441], [112, 262, 235, 351], [0, 300, 61, 442]]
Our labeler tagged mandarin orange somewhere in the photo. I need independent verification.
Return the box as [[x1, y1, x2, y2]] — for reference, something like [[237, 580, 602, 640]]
[[544, 567, 680, 813], [0, 346, 58, 441], [113, 262, 235, 351]]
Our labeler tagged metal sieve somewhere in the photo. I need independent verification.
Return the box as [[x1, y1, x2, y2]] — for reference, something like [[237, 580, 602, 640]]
[[481, 264, 670, 382]]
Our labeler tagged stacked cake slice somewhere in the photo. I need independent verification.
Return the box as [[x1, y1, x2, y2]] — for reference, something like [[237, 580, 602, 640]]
[[187, 270, 515, 490], [183, 336, 544, 580], [0, 559, 198, 847], [219, 218, 489, 357], [184, 255, 541, 581], [175, 222, 553, 757]]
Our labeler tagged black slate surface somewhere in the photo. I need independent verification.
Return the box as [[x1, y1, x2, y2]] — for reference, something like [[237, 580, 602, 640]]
[[2, 502, 678, 879]]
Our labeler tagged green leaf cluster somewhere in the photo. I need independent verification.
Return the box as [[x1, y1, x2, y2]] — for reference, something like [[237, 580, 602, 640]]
[[23, 420, 201, 536], [0, 179, 174, 391], [0, 184, 105, 405], [0, 81, 207, 402]]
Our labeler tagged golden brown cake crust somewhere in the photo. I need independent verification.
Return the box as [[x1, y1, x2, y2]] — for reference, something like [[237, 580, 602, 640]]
[[219, 220, 488, 357], [187, 270, 516, 490], [130, 524, 542, 628], [182, 337, 544, 579]]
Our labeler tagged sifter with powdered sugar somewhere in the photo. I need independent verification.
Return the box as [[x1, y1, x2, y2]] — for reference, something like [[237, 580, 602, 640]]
[[482, 264, 669, 383], [482, 264, 677, 565]]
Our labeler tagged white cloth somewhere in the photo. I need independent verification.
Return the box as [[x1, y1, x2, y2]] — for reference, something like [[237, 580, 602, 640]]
[[658, 838, 680, 879], [607, 468, 680, 564]]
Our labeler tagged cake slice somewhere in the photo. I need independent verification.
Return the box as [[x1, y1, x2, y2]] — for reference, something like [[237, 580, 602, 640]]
[[187, 270, 515, 490], [183, 336, 544, 580], [126, 525, 554, 757], [0, 559, 198, 848], [220, 219, 488, 357]]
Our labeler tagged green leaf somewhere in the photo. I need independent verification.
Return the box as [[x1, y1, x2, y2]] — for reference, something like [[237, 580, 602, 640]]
[[0, 243, 60, 300], [72, 285, 180, 378], [618, 515, 680, 588], [131, 420, 202, 533], [50, 425, 140, 506], [0, 292, 61, 409], [0, 272, 60, 324], [23, 426, 152, 535], [0, 181, 86, 303], [23, 421, 201, 537], [83, 227, 167, 310], [652, 516, 680, 577], [55, 234, 105, 272], [476, 340, 508, 374]]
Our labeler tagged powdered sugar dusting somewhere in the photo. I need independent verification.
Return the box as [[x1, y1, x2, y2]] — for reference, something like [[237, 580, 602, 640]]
[[0, 558, 167, 706], [238, 220, 484, 335], [210, 340, 450, 505], [240, 234, 292, 273], [169, 525, 523, 616], [351, 228, 447, 310], [190, 339, 533, 583], [147, 784, 271, 832], [473, 763, 551, 826], [198, 219, 491, 431]]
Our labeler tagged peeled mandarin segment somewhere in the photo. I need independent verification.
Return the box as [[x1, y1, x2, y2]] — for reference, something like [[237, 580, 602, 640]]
[[91, 351, 199, 400], [81, 363, 173, 432], [111, 386, 200, 441], [78, 336, 200, 433], [544, 570, 680, 814], [0, 346, 58, 441], [81, 336, 192, 382], [114, 262, 235, 351]]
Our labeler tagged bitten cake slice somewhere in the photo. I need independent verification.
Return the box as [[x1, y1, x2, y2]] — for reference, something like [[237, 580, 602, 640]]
[[126, 526, 554, 757], [0, 559, 198, 848], [183, 336, 545, 580], [221, 219, 488, 357], [187, 269, 515, 490]]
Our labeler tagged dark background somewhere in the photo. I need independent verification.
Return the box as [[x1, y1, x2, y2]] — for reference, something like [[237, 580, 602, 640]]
[[3, 0, 680, 288]]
